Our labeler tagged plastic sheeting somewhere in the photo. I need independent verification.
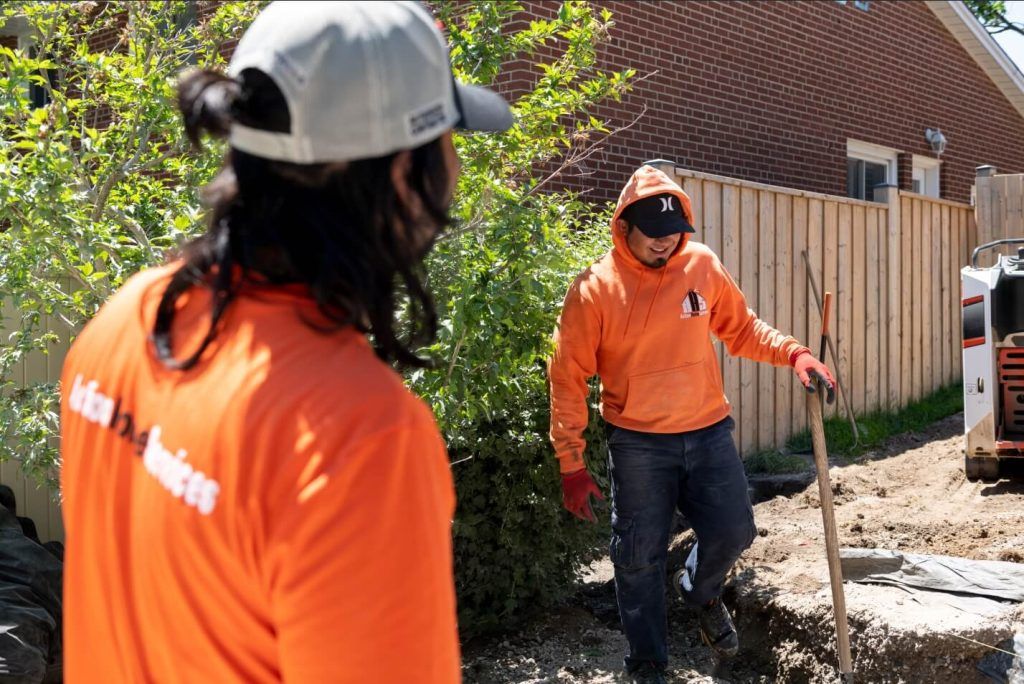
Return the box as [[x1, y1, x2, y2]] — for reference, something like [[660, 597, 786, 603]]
[[839, 548, 1024, 603], [0, 508, 62, 683]]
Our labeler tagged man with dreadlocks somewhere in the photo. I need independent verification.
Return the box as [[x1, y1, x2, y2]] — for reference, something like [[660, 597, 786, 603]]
[[59, 3, 511, 682]]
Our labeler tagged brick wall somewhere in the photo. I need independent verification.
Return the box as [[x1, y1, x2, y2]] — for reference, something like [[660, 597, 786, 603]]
[[501, 0, 1024, 204]]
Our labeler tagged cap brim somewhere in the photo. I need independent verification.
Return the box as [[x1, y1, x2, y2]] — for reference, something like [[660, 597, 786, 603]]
[[635, 215, 696, 238], [454, 82, 513, 132]]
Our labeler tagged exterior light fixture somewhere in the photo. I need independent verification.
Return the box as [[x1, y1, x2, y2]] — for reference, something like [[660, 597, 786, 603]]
[[925, 128, 947, 157]]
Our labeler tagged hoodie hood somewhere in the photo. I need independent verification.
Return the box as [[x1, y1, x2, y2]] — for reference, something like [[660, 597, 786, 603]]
[[611, 166, 695, 270]]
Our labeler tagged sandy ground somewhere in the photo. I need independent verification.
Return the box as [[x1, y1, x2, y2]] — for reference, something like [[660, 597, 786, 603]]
[[462, 413, 1024, 683]]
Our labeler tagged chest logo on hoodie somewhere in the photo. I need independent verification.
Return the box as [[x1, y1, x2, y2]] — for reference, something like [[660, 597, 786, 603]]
[[681, 290, 708, 319]]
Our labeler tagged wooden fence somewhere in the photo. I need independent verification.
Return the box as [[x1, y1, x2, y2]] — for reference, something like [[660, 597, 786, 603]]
[[0, 299, 69, 543], [0, 162, 994, 537], [649, 162, 976, 457], [974, 167, 1024, 262]]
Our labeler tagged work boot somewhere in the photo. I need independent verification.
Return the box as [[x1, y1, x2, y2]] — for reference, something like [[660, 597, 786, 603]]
[[629, 661, 667, 684], [698, 597, 739, 659]]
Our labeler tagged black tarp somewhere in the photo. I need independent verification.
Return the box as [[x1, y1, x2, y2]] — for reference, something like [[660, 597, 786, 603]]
[[0, 508, 61, 683]]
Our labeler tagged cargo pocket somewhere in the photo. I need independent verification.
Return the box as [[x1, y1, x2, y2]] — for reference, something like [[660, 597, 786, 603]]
[[609, 513, 634, 569], [621, 360, 705, 425]]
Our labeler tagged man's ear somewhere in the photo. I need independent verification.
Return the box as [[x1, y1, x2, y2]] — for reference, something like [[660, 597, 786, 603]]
[[615, 218, 631, 235]]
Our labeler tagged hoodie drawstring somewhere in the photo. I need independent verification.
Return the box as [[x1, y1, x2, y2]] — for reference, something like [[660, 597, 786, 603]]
[[622, 269, 644, 340], [642, 268, 668, 331]]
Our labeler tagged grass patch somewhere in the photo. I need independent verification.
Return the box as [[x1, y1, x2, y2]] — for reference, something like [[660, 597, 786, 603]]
[[784, 383, 963, 462], [744, 450, 809, 475]]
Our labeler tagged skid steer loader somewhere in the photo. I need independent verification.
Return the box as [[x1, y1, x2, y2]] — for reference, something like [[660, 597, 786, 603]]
[[961, 238, 1024, 481]]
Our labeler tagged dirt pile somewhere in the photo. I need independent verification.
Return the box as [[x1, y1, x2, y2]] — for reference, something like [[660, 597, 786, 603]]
[[731, 413, 1024, 682]]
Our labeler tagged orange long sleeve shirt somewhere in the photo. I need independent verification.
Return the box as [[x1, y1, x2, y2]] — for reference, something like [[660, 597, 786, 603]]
[[60, 265, 460, 682], [549, 166, 808, 474]]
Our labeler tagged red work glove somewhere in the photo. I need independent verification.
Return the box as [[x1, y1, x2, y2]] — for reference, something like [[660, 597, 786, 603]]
[[561, 469, 604, 523], [792, 349, 837, 404]]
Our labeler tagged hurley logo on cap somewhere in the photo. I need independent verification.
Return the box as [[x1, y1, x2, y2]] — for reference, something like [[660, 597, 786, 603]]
[[621, 192, 696, 238]]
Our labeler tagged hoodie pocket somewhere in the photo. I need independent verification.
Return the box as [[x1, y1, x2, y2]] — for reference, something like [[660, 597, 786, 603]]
[[621, 360, 705, 425]]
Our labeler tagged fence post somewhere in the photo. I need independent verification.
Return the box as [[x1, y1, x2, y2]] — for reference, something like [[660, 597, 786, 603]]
[[874, 184, 902, 410], [976, 165, 998, 178], [643, 158, 677, 179], [975, 165, 996, 247]]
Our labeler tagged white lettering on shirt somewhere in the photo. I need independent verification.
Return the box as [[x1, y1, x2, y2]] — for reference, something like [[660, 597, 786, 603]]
[[68, 374, 221, 515]]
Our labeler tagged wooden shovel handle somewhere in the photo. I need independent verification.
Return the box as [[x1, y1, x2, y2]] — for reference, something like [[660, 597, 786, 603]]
[[821, 292, 833, 340]]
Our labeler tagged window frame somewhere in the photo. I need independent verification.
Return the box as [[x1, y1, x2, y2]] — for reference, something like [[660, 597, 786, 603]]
[[911, 154, 941, 198], [1, 17, 51, 108], [846, 140, 897, 202]]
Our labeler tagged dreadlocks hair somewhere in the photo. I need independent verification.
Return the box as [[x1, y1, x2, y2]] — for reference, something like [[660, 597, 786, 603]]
[[153, 68, 452, 371]]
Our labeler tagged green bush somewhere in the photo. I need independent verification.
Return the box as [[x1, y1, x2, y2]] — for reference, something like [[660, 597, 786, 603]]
[[415, 1, 633, 636], [0, 1, 264, 487], [0, 0, 633, 638]]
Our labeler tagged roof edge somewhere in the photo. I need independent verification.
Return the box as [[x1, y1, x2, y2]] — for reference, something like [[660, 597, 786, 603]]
[[926, 0, 1024, 120]]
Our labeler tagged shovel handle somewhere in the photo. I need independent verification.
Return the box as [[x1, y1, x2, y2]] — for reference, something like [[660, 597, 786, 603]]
[[819, 292, 832, 363], [807, 392, 854, 679]]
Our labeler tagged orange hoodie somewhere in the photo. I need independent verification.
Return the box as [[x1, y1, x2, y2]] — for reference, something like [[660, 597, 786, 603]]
[[548, 166, 809, 474]]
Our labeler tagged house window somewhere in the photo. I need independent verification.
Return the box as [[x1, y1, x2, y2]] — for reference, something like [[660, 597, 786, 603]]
[[846, 140, 896, 202], [912, 155, 940, 198], [1, 21, 52, 108], [26, 45, 52, 108]]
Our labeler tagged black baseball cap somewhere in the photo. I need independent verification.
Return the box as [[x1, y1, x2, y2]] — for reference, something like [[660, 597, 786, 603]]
[[621, 193, 695, 238]]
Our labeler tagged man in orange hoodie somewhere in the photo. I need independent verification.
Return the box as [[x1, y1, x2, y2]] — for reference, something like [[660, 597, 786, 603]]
[[549, 165, 834, 682]]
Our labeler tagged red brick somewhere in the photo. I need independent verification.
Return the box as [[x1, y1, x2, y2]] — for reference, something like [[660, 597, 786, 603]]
[[505, 0, 1024, 203]]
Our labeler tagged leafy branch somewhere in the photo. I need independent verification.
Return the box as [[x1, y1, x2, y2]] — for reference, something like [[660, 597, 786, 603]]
[[965, 0, 1024, 37]]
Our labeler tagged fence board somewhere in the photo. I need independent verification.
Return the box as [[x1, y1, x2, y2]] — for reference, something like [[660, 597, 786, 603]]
[[977, 175, 992, 246], [1, 295, 30, 526], [792, 197, 809, 437], [940, 206, 951, 387], [837, 204, 853, 419], [758, 190, 776, 450], [823, 201, 840, 419], [901, 197, 913, 407], [852, 205, 866, 415], [22, 326, 50, 536], [999, 176, 1010, 241], [913, 198, 924, 401], [969, 203, 979, 258], [685, 177, 704, 244], [933, 202, 937, 393], [774, 194, 793, 447], [880, 205, 888, 409], [722, 185, 742, 447], [806, 200, 824, 427], [995, 175, 1008, 244], [885, 192, 899, 410], [925, 201, 933, 395], [950, 208, 958, 378], [924, 206, 933, 391], [739, 187, 759, 456], [866, 208, 880, 412], [704, 181, 725, 382], [1006, 175, 1022, 243]]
